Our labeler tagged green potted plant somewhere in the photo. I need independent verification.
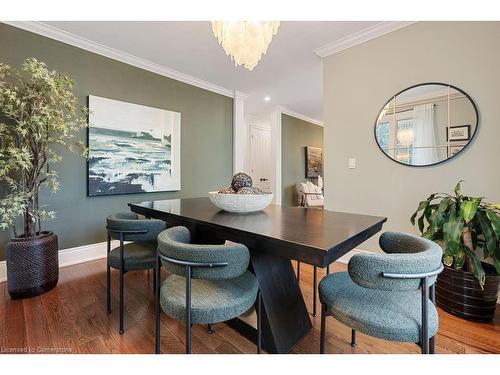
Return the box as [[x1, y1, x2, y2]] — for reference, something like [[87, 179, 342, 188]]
[[0, 58, 86, 299], [411, 180, 500, 321]]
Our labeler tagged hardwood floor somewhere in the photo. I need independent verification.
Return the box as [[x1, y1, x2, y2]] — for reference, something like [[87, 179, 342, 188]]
[[0, 259, 498, 354]]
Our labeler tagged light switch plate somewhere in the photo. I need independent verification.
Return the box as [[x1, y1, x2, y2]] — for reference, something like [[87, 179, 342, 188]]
[[348, 158, 356, 169]]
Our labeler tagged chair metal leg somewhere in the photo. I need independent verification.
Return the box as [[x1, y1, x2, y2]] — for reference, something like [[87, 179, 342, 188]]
[[296, 261, 301, 282], [429, 283, 436, 354], [320, 303, 327, 354], [207, 324, 213, 334], [153, 268, 157, 293], [106, 265, 111, 314], [421, 277, 429, 354], [155, 255, 161, 354], [326, 265, 330, 275], [106, 234, 111, 314], [312, 266, 317, 317], [257, 290, 262, 354], [351, 329, 356, 347], [119, 268, 124, 334], [185, 266, 192, 354], [119, 233, 125, 334], [186, 323, 192, 354]]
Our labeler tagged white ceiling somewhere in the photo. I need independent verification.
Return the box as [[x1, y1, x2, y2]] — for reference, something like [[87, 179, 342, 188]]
[[41, 21, 382, 121]]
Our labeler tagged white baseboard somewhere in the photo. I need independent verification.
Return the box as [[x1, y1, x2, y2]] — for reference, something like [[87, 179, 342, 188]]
[[0, 240, 120, 283], [0, 260, 5, 283]]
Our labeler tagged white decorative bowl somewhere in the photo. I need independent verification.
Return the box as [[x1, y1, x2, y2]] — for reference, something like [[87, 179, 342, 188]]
[[208, 191, 274, 213]]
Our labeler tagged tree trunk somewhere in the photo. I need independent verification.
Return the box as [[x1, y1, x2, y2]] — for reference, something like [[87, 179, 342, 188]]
[[463, 225, 474, 272], [24, 196, 36, 238], [25, 211, 35, 238]]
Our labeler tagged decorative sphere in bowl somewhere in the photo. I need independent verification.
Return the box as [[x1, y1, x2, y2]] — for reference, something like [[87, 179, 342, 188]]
[[231, 172, 253, 191], [208, 191, 273, 213]]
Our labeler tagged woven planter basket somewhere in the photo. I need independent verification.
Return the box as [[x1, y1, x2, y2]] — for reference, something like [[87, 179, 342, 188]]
[[6, 231, 59, 299]]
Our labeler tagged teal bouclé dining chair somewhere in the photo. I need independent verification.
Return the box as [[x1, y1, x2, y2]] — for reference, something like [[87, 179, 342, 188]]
[[106, 212, 166, 334], [319, 232, 443, 354], [155, 226, 262, 354]]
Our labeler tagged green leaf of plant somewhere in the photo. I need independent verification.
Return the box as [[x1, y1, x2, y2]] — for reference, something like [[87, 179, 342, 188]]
[[454, 180, 464, 198], [460, 198, 481, 223], [477, 210, 497, 257], [443, 255, 454, 267], [411, 200, 429, 226], [424, 204, 437, 223], [417, 211, 426, 233], [429, 197, 453, 234], [462, 245, 486, 288], [410, 193, 437, 227], [485, 209, 500, 241], [453, 250, 466, 269], [411, 205, 423, 226], [443, 214, 463, 257]]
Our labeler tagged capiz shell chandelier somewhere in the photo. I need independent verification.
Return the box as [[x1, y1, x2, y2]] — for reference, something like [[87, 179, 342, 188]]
[[211, 21, 280, 71]]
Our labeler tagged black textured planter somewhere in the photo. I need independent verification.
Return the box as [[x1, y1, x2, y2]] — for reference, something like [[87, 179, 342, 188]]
[[6, 231, 59, 299], [435, 263, 499, 322]]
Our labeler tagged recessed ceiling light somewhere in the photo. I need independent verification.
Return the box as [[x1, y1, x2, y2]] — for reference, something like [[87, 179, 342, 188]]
[[264, 96, 271, 102]]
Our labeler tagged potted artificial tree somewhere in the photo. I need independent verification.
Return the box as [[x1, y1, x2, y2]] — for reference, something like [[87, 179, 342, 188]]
[[0, 58, 86, 299], [411, 181, 500, 321]]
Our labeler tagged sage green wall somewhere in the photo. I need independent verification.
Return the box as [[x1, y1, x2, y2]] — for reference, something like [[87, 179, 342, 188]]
[[0, 24, 233, 260], [281, 114, 323, 206], [323, 22, 500, 253]]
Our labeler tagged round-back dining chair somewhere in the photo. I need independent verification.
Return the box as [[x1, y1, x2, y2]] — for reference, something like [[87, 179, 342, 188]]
[[319, 231, 443, 354], [155, 226, 262, 354], [106, 212, 166, 334]]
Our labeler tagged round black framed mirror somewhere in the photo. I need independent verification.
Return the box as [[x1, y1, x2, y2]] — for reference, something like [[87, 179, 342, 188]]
[[374, 83, 478, 167]]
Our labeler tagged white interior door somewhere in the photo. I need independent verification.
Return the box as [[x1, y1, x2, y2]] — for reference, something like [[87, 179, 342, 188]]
[[249, 126, 272, 192]]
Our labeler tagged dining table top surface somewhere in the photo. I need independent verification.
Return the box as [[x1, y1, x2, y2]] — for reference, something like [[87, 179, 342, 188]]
[[129, 197, 387, 255]]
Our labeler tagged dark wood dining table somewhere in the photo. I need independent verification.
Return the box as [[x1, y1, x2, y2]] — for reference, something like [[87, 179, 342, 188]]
[[129, 197, 387, 353]]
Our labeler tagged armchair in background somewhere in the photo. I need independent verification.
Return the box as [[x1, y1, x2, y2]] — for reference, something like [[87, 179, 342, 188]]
[[296, 180, 324, 208]]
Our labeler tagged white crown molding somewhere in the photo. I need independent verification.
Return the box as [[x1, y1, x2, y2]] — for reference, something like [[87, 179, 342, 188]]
[[277, 106, 324, 127], [2, 21, 235, 98], [233, 90, 249, 100], [313, 21, 416, 58]]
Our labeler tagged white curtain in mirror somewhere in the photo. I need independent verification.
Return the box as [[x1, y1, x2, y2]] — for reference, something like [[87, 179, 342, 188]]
[[412, 103, 438, 165]]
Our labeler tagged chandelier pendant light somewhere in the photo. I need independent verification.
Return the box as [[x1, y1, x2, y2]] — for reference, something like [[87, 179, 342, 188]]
[[211, 21, 280, 71]]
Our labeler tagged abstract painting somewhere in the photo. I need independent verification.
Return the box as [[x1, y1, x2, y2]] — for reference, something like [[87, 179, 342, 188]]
[[87, 95, 181, 196], [305, 146, 323, 178]]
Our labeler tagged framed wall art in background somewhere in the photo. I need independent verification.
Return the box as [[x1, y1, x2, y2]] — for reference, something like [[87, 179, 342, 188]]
[[87, 95, 181, 196], [305, 146, 323, 178]]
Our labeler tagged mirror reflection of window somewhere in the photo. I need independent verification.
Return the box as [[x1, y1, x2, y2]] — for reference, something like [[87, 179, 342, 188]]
[[375, 122, 390, 154], [412, 103, 438, 165], [396, 118, 415, 164], [374, 84, 478, 166]]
